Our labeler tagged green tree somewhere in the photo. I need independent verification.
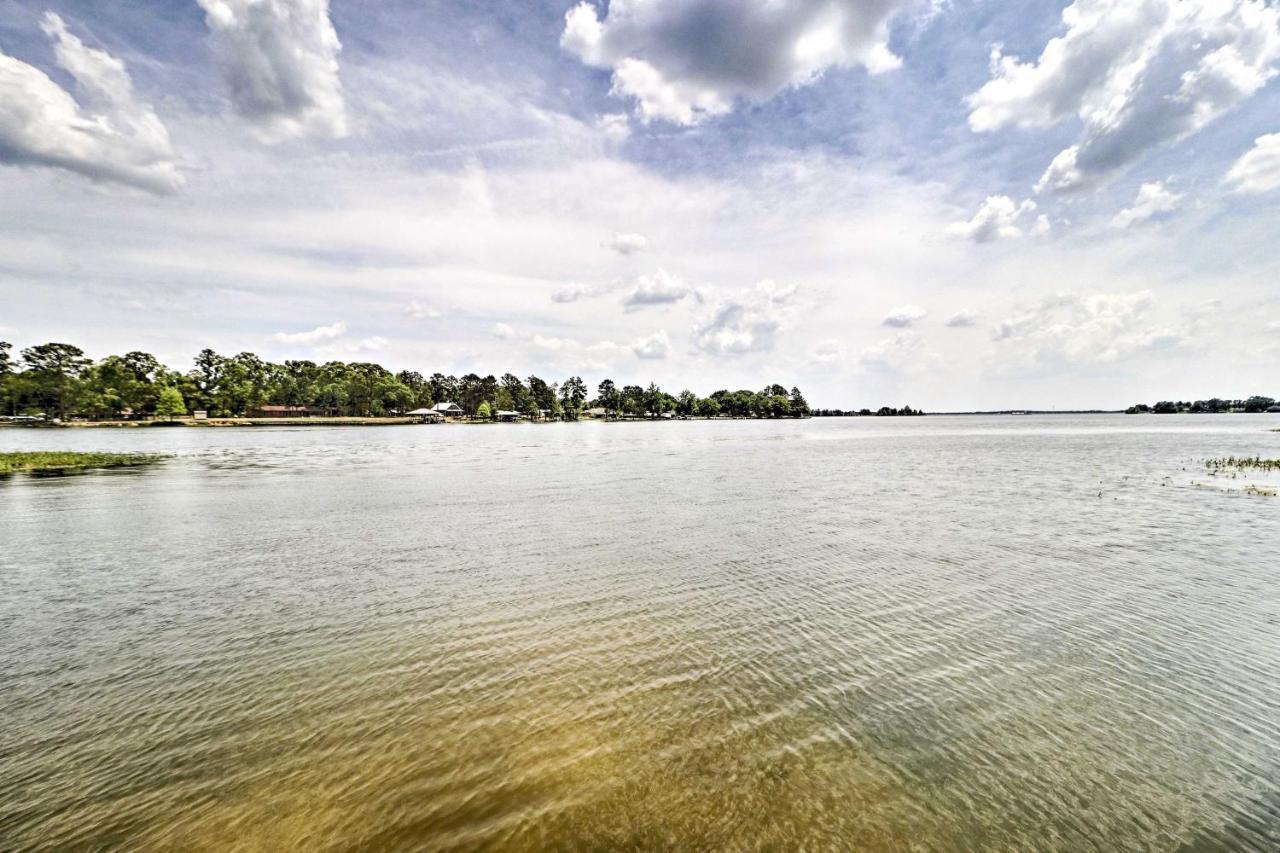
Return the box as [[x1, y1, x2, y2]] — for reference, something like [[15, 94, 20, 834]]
[[788, 387, 809, 417], [560, 375, 587, 419], [676, 389, 698, 416], [155, 386, 187, 421], [21, 342, 91, 420], [597, 379, 618, 418], [476, 400, 492, 420]]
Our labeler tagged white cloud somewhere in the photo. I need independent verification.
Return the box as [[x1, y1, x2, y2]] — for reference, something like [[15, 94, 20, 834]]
[[603, 231, 649, 255], [989, 291, 1188, 371], [883, 304, 927, 327], [623, 269, 694, 309], [1111, 181, 1182, 228], [691, 279, 796, 355], [596, 112, 632, 143], [631, 329, 671, 359], [809, 338, 844, 363], [404, 300, 441, 318], [197, 0, 348, 141], [1225, 132, 1280, 193], [356, 335, 388, 351], [551, 282, 592, 303], [0, 13, 181, 193], [561, 0, 912, 125], [272, 320, 347, 344], [945, 309, 979, 328], [945, 195, 1046, 242], [490, 322, 515, 339], [969, 0, 1280, 194], [860, 332, 923, 369]]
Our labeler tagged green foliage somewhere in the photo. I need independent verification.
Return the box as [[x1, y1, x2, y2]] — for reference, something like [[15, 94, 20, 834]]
[[155, 386, 187, 420], [0, 340, 818, 423], [0, 451, 167, 475]]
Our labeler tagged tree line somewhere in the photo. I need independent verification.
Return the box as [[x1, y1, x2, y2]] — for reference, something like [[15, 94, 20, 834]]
[[0, 341, 810, 421], [1125, 396, 1277, 414]]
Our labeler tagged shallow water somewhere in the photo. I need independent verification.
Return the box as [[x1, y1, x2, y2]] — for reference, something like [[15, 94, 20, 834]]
[[2, 415, 1279, 850]]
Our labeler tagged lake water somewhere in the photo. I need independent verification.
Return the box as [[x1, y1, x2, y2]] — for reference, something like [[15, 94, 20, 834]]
[[2, 415, 1279, 850]]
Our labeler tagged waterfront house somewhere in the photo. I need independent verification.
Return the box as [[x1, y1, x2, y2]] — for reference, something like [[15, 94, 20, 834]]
[[432, 402, 464, 417], [584, 407, 609, 418], [249, 405, 316, 418], [494, 409, 522, 422], [407, 407, 445, 423]]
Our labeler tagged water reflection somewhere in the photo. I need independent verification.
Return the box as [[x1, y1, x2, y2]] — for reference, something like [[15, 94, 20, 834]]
[[2, 416, 1279, 849]]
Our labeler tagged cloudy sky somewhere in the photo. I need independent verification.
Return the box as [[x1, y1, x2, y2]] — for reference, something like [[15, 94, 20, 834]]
[[2, 0, 1278, 410]]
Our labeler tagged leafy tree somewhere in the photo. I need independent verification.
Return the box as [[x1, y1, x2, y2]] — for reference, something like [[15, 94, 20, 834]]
[[597, 379, 618, 417], [476, 401, 492, 420], [788, 387, 809, 417], [155, 386, 186, 421], [676, 389, 698, 416], [21, 343, 91, 420], [560, 375, 588, 419], [528, 375, 556, 414]]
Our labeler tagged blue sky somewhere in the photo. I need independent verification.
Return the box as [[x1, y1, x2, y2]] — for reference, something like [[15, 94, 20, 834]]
[[2, 0, 1278, 409]]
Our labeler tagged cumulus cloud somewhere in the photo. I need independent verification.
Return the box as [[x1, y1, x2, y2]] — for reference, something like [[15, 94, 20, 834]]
[[197, 0, 348, 141], [1111, 181, 1182, 228], [632, 329, 671, 359], [623, 269, 694, 309], [859, 332, 928, 370], [551, 282, 592, 303], [490, 322, 515, 339], [969, 0, 1280, 194], [809, 338, 844, 363], [1225, 132, 1280, 193], [945, 195, 1048, 242], [356, 335, 388, 351], [604, 231, 649, 255], [691, 279, 796, 355], [0, 13, 181, 193], [883, 304, 927, 327], [273, 320, 347, 344], [990, 291, 1188, 370], [404, 300, 441, 318], [945, 309, 979, 328], [561, 0, 912, 125]]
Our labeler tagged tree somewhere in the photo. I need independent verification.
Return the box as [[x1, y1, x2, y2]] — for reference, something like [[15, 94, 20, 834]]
[[597, 379, 618, 417], [155, 386, 186, 421], [560, 376, 587, 419], [21, 343, 91, 420], [788, 387, 809, 417], [676, 389, 698, 417], [476, 400, 492, 420]]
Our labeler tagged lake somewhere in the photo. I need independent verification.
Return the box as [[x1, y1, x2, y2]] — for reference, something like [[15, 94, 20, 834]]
[[2, 415, 1279, 850]]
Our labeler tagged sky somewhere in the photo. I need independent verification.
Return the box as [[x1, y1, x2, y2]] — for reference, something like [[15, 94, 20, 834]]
[[1, 0, 1278, 410]]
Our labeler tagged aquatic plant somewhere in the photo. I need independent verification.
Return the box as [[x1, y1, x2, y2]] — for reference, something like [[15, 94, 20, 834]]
[[1203, 456, 1280, 473], [0, 452, 167, 475]]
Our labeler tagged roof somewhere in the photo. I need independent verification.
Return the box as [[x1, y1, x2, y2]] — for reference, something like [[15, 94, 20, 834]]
[[406, 407, 442, 416], [432, 402, 462, 411], [495, 410, 521, 417]]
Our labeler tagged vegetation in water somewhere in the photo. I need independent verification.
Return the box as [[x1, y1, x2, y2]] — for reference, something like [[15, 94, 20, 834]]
[[1204, 456, 1280, 473], [0, 451, 167, 475]]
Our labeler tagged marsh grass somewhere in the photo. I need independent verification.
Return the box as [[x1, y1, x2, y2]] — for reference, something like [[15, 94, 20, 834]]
[[1204, 456, 1280, 473], [0, 452, 168, 476]]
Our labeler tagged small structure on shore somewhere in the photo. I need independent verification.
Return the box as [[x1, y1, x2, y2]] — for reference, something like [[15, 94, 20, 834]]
[[432, 402, 464, 417], [494, 410, 522, 422], [407, 407, 444, 423], [249, 405, 319, 418]]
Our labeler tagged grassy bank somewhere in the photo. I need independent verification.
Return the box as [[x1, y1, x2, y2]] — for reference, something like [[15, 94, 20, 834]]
[[0, 451, 168, 475]]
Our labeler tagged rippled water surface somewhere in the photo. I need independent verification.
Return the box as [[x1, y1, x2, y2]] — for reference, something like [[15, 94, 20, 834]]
[[3, 415, 1280, 850]]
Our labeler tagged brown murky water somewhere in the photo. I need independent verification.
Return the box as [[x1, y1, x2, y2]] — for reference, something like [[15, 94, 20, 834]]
[[2, 416, 1279, 850]]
